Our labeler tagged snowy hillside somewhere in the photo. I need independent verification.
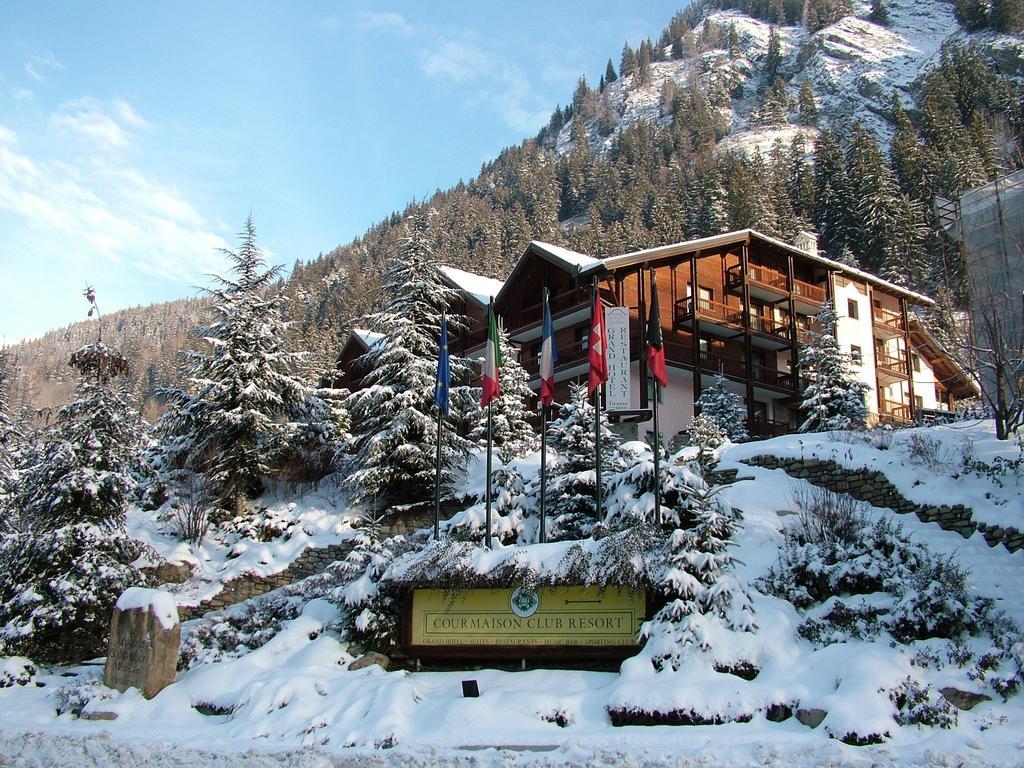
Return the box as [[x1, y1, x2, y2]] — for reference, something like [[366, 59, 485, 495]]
[[1, 421, 1022, 766], [558, 0, 1022, 157]]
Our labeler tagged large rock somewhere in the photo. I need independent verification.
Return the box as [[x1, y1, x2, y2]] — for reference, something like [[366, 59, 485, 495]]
[[796, 708, 828, 728], [349, 651, 390, 671], [940, 687, 991, 711], [104, 588, 181, 699]]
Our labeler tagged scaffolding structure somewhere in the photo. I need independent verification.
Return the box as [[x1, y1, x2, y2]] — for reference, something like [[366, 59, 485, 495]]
[[936, 170, 1024, 432]]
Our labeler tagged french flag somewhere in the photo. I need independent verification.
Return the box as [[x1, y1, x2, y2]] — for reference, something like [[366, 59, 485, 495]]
[[539, 290, 558, 406]]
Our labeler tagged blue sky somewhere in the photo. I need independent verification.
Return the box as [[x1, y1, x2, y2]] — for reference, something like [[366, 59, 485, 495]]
[[0, 1, 686, 343]]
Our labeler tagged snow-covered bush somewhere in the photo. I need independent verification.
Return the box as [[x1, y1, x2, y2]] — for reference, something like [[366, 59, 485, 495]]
[[180, 593, 305, 669], [889, 676, 958, 729], [273, 386, 351, 484], [55, 672, 118, 717], [791, 483, 867, 545], [467, 329, 538, 461], [0, 657, 36, 688], [0, 524, 150, 662], [761, 514, 1001, 647], [696, 373, 747, 441], [688, 414, 727, 453]]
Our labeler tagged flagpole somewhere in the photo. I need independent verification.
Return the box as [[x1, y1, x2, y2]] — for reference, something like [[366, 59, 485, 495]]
[[593, 276, 602, 523], [485, 401, 493, 549], [434, 404, 443, 540], [652, 369, 662, 527], [539, 402, 547, 543]]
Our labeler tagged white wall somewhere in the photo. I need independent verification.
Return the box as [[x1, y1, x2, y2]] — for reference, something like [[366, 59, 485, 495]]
[[832, 275, 878, 417]]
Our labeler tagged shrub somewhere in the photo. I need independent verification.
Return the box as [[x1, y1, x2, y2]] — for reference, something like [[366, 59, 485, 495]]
[[889, 677, 957, 729], [0, 524, 149, 663], [791, 483, 867, 545]]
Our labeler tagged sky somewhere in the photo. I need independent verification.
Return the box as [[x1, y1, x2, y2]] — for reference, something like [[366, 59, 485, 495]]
[[0, 1, 688, 343]]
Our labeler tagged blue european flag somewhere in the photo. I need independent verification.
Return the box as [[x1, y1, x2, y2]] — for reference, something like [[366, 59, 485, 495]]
[[435, 314, 450, 415]]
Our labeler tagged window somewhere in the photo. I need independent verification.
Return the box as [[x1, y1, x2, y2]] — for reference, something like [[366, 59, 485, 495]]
[[911, 352, 921, 373], [847, 299, 859, 319], [752, 401, 768, 421], [914, 395, 924, 411], [574, 326, 589, 351], [850, 345, 863, 366]]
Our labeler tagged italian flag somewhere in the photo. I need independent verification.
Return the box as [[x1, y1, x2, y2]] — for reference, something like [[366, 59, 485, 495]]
[[481, 303, 502, 406]]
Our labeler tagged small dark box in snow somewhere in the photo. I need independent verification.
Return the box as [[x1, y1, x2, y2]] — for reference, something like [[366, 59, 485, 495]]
[[462, 680, 480, 698]]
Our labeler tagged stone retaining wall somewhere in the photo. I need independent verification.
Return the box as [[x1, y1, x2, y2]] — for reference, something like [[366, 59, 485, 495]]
[[747, 456, 1024, 553], [176, 503, 457, 621]]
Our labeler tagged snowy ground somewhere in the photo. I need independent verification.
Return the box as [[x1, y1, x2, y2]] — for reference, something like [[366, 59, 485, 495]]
[[2, 423, 1023, 766]]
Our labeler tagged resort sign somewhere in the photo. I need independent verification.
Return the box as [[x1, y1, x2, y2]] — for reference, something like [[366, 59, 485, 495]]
[[604, 307, 631, 411], [404, 586, 646, 657]]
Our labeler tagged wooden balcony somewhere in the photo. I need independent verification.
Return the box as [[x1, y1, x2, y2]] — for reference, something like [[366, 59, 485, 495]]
[[872, 306, 905, 338], [749, 314, 791, 348], [509, 287, 616, 337], [793, 280, 826, 305], [750, 363, 796, 391], [725, 263, 826, 310], [875, 351, 909, 380], [698, 349, 745, 378], [749, 415, 792, 438], [675, 296, 743, 333], [521, 338, 589, 378], [878, 398, 912, 424]]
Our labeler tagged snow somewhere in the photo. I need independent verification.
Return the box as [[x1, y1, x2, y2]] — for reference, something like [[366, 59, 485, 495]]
[[5, 427, 1024, 763], [128, 483, 357, 606], [353, 329, 385, 350], [439, 266, 503, 307], [723, 420, 1024, 532], [529, 241, 600, 271], [116, 589, 179, 630]]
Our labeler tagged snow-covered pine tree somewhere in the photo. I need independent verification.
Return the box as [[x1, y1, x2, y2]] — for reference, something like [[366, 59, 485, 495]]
[[469, 328, 537, 462], [543, 382, 622, 540], [346, 210, 474, 505], [156, 217, 308, 516], [696, 372, 748, 441], [0, 351, 22, 531], [798, 302, 871, 432], [641, 461, 756, 670], [0, 296, 149, 662]]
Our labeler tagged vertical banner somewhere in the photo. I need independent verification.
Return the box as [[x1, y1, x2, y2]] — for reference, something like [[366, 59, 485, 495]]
[[604, 306, 632, 411]]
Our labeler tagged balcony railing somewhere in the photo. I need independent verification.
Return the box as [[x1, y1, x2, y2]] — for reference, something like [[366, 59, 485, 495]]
[[511, 287, 616, 332], [698, 350, 745, 378], [725, 263, 788, 294], [749, 415, 792, 438], [521, 338, 589, 377], [793, 279, 826, 305], [875, 352, 909, 378], [750, 364, 796, 390], [879, 398, 912, 423], [675, 296, 743, 327], [725, 263, 826, 306], [749, 314, 791, 341], [873, 306, 905, 334]]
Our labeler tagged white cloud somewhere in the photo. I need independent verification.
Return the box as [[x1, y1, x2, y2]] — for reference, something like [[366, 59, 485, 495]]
[[0, 125, 16, 145], [24, 51, 63, 82], [13, 88, 35, 102], [50, 97, 149, 152], [319, 16, 342, 33], [112, 98, 149, 129], [0, 129, 227, 287], [419, 39, 549, 133], [357, 10, 414, 37]]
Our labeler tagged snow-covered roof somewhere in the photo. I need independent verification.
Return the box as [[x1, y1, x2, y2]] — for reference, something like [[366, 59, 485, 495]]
[[352, 328, 385, 350], [530, 240, 601, 270], [438, 265, 504, 308], [579, 229, 935, 306]]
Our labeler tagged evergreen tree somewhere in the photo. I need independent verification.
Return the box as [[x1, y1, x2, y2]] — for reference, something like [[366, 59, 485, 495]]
[[954, 0, 989, 30], [696, 373, 749, 441], [991, 0, 1024, 32], [637, 40, 653, 86], [605, 58, 618, 84], [798, 303, 870, 432], [813, 127, 855, 262], [468, 328, 537, 461], [544, 382, 622, 541], [869, 0, 889, 24], [763, 27, 782, 87], [157, 217, 308, 515], [345, 212, 474, 505], [640, 460, 756, 669], [0, 352, 21, 531], [797, 82, 818, 126], [689, 156, 729, 236], [620, 43, 638, 80]]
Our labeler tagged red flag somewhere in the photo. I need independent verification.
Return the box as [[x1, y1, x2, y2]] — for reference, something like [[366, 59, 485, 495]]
[[481, 303, 502, 406], [647, 271, 668, 388], [587, 288, 607, 396]]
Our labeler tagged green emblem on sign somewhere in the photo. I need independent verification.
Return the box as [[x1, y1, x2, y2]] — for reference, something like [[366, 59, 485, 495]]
[[510, 586, 540, 618]]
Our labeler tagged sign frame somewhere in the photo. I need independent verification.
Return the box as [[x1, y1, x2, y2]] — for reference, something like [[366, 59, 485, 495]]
[[399, 586, 650, 660], [604, 306, 632, 412]]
